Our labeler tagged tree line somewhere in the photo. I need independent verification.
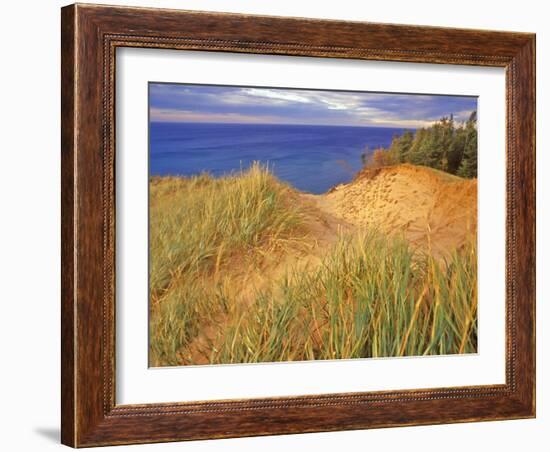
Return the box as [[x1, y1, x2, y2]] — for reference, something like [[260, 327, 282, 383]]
[[362, 111, 478, 178]]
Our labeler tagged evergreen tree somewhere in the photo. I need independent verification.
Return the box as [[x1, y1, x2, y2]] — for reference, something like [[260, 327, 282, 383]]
[[391, 130, 414, 163], [363, 111, 478, 178], [457, 111, 478, 178], [407, 129, 429, 166], [447, 127, 467, 174]]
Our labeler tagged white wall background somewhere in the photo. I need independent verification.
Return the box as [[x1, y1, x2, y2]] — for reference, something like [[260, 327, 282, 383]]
[[0, 1, 545, 450]]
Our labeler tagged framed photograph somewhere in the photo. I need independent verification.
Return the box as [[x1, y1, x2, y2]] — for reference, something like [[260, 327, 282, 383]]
[[61, 3, 535, 447]]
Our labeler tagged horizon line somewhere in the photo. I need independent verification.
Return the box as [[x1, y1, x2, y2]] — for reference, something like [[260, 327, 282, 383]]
[[149, 120, 421, 129]]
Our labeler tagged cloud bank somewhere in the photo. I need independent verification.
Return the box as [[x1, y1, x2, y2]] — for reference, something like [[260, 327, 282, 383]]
[[149, 83, 477, 129]]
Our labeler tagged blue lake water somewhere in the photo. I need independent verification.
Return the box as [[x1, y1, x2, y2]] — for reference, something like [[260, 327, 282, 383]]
[[150, 122, 411, 194]]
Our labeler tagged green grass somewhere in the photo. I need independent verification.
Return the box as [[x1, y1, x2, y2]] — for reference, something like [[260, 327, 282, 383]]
[[149, 163, 305, 297], [149, 164, 477, 366], [149, 163, 306, 366], [209, 230, 477, 364]]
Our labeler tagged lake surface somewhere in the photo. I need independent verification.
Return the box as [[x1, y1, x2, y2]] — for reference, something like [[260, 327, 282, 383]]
[[150, 122, 411, 194]]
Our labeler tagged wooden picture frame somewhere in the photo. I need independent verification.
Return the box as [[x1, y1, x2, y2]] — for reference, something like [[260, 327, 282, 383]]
[[61, 3, 535, 447]]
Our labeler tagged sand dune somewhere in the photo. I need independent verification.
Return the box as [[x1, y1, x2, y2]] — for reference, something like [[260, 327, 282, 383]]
[[301, 164, 477, 257], [187, 165, 477, 363], [150, 163, 477, 365]]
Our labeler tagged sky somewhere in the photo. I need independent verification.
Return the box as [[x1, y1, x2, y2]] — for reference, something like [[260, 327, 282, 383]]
[[149, 83, 477, 129]]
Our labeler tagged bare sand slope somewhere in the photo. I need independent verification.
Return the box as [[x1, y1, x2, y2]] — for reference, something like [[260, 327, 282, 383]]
[[302, 164, 477, 257]]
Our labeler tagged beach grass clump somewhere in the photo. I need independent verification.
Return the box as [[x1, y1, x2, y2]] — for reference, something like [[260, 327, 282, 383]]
[[209, 230, 477, 364], [149, 163, 306, 366]]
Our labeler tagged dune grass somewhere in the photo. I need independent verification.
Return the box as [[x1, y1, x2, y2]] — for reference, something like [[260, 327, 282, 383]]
[[149, 164, 477, 366], [209, 230, 477, 364], [149, 163, 305, 297], [149, 163, 306, 366]]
